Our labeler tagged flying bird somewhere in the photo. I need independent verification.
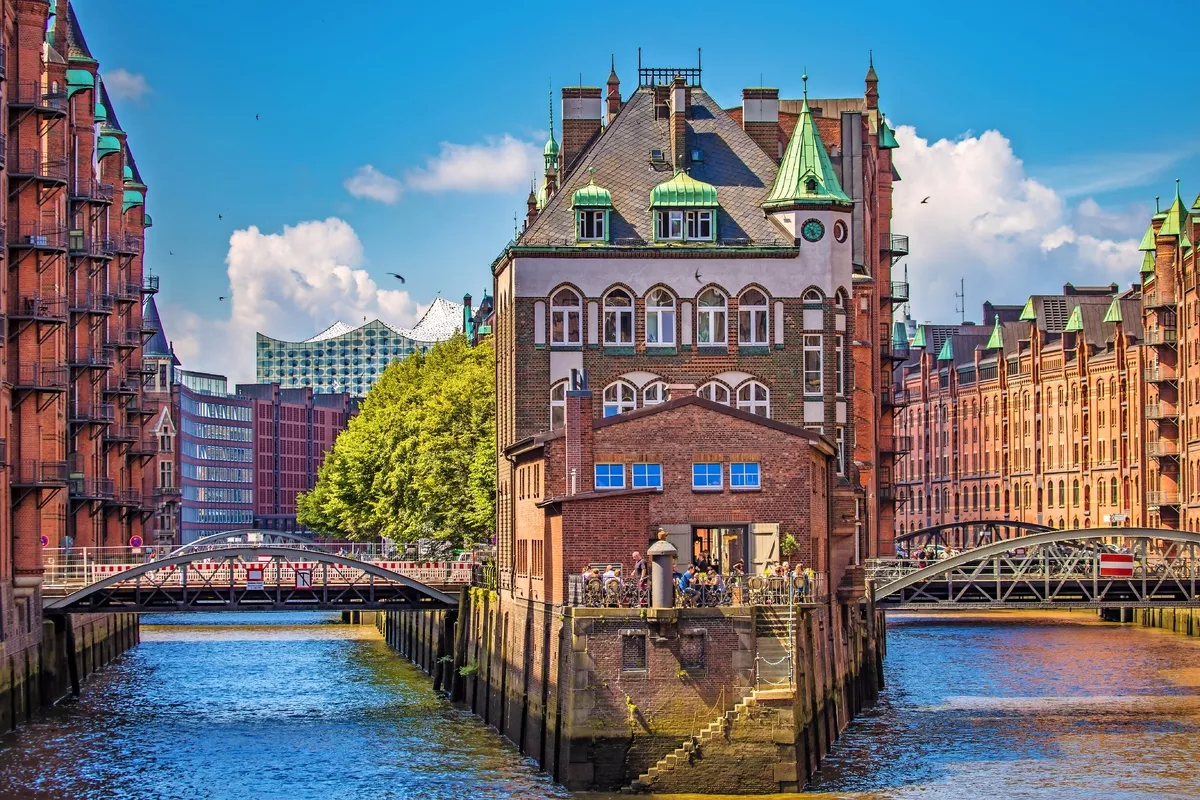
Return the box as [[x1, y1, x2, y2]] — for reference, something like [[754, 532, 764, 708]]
[[920, 196, 930, 204], [387, 272, 406, 283], [169, 251, 174, 256], [218, 214, 223, 220], [255, 114, 259, 121], [218, 296, 226, 302], [694, 269, 702, 283]]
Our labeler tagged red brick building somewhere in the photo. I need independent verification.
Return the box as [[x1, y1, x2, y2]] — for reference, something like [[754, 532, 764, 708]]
[[893, 184, 1200, 539], [492, 58, 903, 586], [2, 1, 156, 639], [506, 381, 835, 604], [237, 383, 355, 532]]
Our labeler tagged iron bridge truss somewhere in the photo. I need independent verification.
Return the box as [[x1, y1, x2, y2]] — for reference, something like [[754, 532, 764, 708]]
[[868, 528, 1200, 610], [43, 546, 458, 613]]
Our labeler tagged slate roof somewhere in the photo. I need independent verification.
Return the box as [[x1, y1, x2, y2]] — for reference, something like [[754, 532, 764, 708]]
[[65, 4, 95, 62], [521, 87, 790, 247], [142, 296, 180, 365]]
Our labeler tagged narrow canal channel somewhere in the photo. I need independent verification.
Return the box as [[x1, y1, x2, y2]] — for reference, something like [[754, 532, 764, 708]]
[[0, 611, 1198, 800]]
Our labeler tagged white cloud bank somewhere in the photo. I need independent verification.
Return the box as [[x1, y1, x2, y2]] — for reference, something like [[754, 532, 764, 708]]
[[103, 68, 150, 101], [345, 134, 541, 203], [891, 126, 1142, 323], [168, 218, 423, 384]]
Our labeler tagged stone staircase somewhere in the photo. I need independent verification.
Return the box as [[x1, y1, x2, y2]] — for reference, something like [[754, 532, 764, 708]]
[[755, 607, 794, 689], [623, 691, 759, 794]]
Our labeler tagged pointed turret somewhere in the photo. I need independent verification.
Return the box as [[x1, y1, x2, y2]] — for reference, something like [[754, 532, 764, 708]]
[[865, 52, 879, 110], [763, 73, 852, 209], [911, 325, 927, 349], [1064, 305, 1084, 333], [1019, 297, 1036, 321], [985, 315, 1004, 350], [936, 337, 954, 362], [143, 295, 180, 366], [606, 55, 621, 124], [1102, 295, 1122, 324], [537, 87, 559, 210], [1159, 179, 1188, 237]]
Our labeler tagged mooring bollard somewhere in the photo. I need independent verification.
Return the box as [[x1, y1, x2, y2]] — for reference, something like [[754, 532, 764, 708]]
[[648, 530, 677, 609]]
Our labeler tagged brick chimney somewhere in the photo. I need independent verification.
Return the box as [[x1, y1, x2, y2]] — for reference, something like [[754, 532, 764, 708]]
[[561, 86, 603, 178], [606, 58, 621, 125], [669, 74, 688, 172], [564, 370, 595, 495], [742, 88, 780, 160], [667, 383, 696, 400]]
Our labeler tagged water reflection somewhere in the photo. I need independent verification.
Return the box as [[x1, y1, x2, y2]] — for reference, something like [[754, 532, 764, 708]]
[[2, 611, 1199, 800], [0, 612, 569, 800]]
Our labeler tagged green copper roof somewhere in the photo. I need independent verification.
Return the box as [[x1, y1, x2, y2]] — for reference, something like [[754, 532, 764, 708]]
[[762, 89, 851, 209], [94, 97, 106, 123], [985, 316, 1004, 350], [1193, 193, 1200, 211], [543, 134, 559, 158], [892, 321, 908, 346], [650, 170, 719, 208], [66, 68, 94, 98], [911, 325, 926, 349], [1183, 227, 1193, 253], [571, 178, 613, 208], [97, 134, 121, 159], [1064, 305, 1084, 333], [144, 213, 153, 228], [1141, 251, 1157, 274], [1159, 185, 1188, 237], [937, 337, 954, 361], [878, 119, 899, 150], [1103, 296, 1122, 324], [122, 189, 144, 214], [1138, 224, 1157, 251], [123, 165, 133, 181], [1019, 298, 1036, 321]]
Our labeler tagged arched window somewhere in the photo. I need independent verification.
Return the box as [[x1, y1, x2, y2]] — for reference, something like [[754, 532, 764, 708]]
[[983, 486, 991, 511], [602, 381, 636, 416], [834, 289, 847, 310], [550, 381, 567, 430], [1024, 482, 1032, 509], [942, 488, 950, 511], [643, 381, 667, 406], [917, 493, 923, 512], [1046, 481, 1054, 507], [1072, 479, 1080, 506], [972, 486, 978, 510], [602, 288, 634, 346], [1058, 480, 1065, 507], [802, 288, 823, 304], [736, 381, 770, 416], [696, 288, 728, 345], [699, 381, 731, 405], [550, 288, 582, 345], [1110, 477, 1118, 506], [738, 289, 769, 346], [644, 288, 676, 346]]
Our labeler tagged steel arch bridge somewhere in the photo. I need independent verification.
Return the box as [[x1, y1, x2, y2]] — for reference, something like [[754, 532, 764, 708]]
[[895, 519, 1051, 552], [170, 529, 317, 555], [868, 528, 1200, 610], [44, 546, 459, 613]]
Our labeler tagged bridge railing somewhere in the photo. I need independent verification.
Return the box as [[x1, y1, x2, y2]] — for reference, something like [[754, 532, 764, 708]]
[[867, 551, 1200, 586], [41, 546, 474, 592]]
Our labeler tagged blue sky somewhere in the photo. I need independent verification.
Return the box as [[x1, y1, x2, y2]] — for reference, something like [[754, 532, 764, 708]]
[[77, 0, 1200, 379]]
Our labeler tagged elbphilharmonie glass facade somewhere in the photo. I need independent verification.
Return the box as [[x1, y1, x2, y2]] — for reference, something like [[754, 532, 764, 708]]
[[255, 297, 463, 396]]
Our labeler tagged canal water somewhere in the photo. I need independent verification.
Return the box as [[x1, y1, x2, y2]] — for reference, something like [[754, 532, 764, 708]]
[[0, 611, 1198, 799]]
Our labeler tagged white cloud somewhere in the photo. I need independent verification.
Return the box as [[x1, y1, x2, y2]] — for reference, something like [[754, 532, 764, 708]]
[[167, 218, 423, 383], [103, 68, 150, 101], [344, 165, 403, 204], [406, 135, 541, 192], [892, 126, 1140, 323]]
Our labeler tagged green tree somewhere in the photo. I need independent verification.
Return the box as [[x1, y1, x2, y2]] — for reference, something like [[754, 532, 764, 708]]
[[298, 334, 495, 547]]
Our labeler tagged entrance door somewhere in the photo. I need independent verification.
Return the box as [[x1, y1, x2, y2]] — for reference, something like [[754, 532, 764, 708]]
[[692, 526, 747, 574]]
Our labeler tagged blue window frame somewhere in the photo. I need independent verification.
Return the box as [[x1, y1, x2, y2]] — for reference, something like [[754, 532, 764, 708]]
[[632, 463, 663, 489], [692, 463, 722, 490], [730, 462, 761, 489], [595, 463, 625, 490]]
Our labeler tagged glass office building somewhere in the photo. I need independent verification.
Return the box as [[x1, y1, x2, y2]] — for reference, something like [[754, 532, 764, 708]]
[[255, 297, 463, 397]]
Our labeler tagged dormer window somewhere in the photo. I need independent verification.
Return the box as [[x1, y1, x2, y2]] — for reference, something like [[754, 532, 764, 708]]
[[571, 171, 613, 244], [649, 171, 719, 244], [805, 178, 818, 193]]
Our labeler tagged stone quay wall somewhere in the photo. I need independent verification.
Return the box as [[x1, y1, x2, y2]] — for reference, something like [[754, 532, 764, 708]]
[[1, 613, 140, 735], [375, 592, 884, 794]]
